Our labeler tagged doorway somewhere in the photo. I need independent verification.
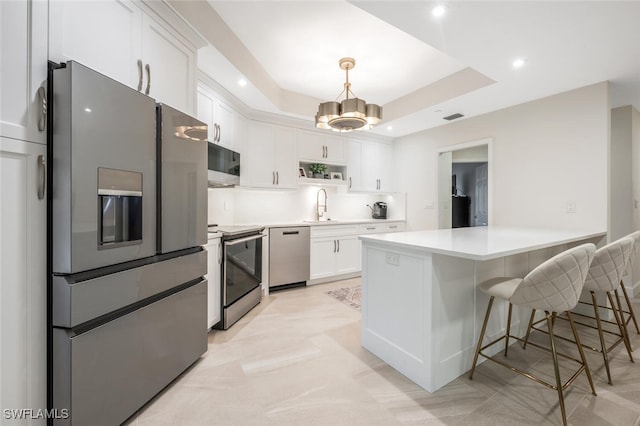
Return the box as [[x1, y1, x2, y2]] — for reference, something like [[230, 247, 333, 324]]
[[437, 139, 492, 229]]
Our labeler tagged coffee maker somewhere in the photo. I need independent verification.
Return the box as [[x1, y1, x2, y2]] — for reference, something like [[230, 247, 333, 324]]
[[368, 202, 388, 219]]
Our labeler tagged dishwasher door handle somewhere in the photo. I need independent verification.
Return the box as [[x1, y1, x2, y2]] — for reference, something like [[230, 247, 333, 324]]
[[282, 231, 299, 235]]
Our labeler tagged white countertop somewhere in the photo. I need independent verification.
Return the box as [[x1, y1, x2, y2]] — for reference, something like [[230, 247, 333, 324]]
[[359, 226, 606, 261]]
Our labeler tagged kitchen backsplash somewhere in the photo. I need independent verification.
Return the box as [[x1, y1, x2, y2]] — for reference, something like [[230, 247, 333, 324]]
[[208, 186, 406, 225]]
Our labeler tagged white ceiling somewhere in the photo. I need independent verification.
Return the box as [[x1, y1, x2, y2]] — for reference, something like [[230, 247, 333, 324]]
[[182, 1, 640, 138]]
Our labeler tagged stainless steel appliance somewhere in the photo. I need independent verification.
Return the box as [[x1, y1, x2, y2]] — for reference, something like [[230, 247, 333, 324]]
[[209, 225, 264, 329], [269, 226, 310, 289], [208, 143, 240, 187], [368, 201, 388, 219], [49, 61, 208, 426]]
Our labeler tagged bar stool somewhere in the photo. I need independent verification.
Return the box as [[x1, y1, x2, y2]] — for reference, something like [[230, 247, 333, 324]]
[[469, 243, 596, 426], [619, 231, 640, 334], [525, 237, 635, 385]]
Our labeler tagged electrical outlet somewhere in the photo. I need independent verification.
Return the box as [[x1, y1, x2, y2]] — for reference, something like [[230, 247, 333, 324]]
[[566, 201, 576, 213], [385, 253, 400, 266]]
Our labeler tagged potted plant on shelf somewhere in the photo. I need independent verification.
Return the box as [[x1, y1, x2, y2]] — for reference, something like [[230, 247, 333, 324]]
[[309, 163, 327, 179]]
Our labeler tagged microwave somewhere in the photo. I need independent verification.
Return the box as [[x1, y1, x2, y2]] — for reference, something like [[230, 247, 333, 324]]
[[208, 143, 240, 187]]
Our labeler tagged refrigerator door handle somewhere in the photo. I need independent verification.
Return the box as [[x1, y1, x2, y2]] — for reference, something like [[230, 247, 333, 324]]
[[137, 60, 143, 91], [37, 86, 47, 131], [144, 63, 151, 95], [37, 155, 46, 200]]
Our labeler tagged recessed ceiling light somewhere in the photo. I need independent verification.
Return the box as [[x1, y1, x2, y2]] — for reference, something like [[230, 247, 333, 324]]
[[387, 126, 393, 131], [238, 78, 247, 87], [432, 5, 446, 18], [512, 58, 526, 69]]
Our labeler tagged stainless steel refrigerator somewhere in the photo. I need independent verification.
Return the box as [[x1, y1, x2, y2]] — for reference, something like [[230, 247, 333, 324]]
[[49, 61, 208, 425]]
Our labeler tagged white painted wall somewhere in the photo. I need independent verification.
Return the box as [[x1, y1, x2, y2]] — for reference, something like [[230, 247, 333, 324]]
[[393, 82, 610, 232], [208, 186, 406, 225]]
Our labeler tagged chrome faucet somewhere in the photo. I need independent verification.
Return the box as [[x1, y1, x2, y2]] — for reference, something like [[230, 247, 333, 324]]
[[316, 188, 328, 221]]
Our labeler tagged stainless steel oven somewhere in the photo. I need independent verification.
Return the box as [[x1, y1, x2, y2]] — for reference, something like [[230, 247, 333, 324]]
[[214, 225, 265, 329]]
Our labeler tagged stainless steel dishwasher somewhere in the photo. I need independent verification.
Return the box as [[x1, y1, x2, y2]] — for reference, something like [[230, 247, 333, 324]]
[[269, 226, 310, 289]]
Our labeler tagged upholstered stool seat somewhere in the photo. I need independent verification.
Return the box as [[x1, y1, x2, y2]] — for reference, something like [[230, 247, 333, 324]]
[[470, 243, 597, 426], [525, 236, 635, 385], [620, 231, 640, 334]]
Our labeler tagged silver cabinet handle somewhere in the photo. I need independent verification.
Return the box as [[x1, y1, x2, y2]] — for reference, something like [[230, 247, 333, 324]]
[[272, 171, 276, 185], [37, 155, 46, 200], [276, 171, 279, 185], [337, 239, 340, 252], [213, 123, 219, 143], [325, 145, 328, 158], [366, 227, 375, 230], [389, 225, 398, 229], [348, 177, 352, 189], [144, 63, 151, 95], [137, 60, 143, 91], [37, 86, 47, 131], [217, 124, 221, 142], [333, 240, 337, 253], [218, 242, 222, 264]]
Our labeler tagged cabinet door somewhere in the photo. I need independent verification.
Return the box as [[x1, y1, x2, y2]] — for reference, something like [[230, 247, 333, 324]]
[[347, 138, 364, 191], [243, 122, 276, 188], [206, 239, 221, 329], [335, 236, 361, 274], [196, 85, 216, 142], [49, 0, 142, 89], [141, 13, 195, 114], [274, 126, 298, 188], [323, 134, 346, 164], [298, 130, 325, 162], [310, 238, 337, 280], [0, 138, 46, 422], [1, 0, 48, 144], [376, 142, 393, 192], [215, 99, 235, 149]]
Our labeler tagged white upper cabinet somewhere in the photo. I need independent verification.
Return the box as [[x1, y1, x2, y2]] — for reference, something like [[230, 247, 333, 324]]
[[243, 122, 297, 189], [298, 130, 346, 164], [347, 137, 393, 192], [0, 0, 48, 144], [196, 81, 238, 150], [141, 13, 195, 114], [49, 0, 196, 114], [49, 0, 142, 88]]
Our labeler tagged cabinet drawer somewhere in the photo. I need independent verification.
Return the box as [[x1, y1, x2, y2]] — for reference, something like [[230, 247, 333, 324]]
[[310, 224, 358, 238], [358, 222, 405, 234]]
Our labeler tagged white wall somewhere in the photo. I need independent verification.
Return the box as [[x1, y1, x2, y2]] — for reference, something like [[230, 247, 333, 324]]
[[393, 82, 610, 231], [208, 186, 405, 225]]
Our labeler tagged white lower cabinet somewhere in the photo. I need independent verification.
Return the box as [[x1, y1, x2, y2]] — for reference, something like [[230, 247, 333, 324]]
[[205, 237, 221, 329], [309, 222, 406, 283], [0, 138, 46, 422]]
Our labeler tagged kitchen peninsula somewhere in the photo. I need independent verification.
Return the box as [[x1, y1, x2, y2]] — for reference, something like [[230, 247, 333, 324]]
[[359, 226, 606, 393]]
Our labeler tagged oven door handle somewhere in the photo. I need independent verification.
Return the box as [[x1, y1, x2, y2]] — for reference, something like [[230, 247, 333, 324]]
[[223, 233, 265, 246]]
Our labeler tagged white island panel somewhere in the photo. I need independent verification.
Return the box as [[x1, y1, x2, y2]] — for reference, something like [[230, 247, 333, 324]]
[[360, 227, 606, 393]]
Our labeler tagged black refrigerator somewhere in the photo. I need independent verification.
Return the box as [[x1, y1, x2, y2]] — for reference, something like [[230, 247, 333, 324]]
[[48, 61, 208, 425]]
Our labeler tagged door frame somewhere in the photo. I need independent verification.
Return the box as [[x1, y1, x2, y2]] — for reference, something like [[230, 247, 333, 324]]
[[436, 138, 493, 229]]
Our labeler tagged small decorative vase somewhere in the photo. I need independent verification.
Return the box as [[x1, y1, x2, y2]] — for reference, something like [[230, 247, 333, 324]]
[[313, 173, 324, 179]]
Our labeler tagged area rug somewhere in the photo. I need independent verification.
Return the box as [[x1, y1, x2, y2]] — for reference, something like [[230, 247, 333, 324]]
[[326, 285, 361, 311]]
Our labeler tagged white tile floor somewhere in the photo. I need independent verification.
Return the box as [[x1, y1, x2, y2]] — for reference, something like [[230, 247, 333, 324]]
[[125, 279, 640, 425]]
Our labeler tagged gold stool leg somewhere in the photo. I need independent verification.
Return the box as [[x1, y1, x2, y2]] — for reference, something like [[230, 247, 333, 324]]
[[609, 291, 634, 361], [470, 296, 495, 380], [567, 311, 597, 396], [546, 311, 567, 426], [591, 291, 613, 385], [504, 303, 513, 357], [523, 309, 536, 350], [620, 280, 640, 334]]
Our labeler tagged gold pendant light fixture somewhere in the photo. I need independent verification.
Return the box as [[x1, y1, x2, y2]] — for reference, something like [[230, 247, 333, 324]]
[[315, 57, 382, 132]]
